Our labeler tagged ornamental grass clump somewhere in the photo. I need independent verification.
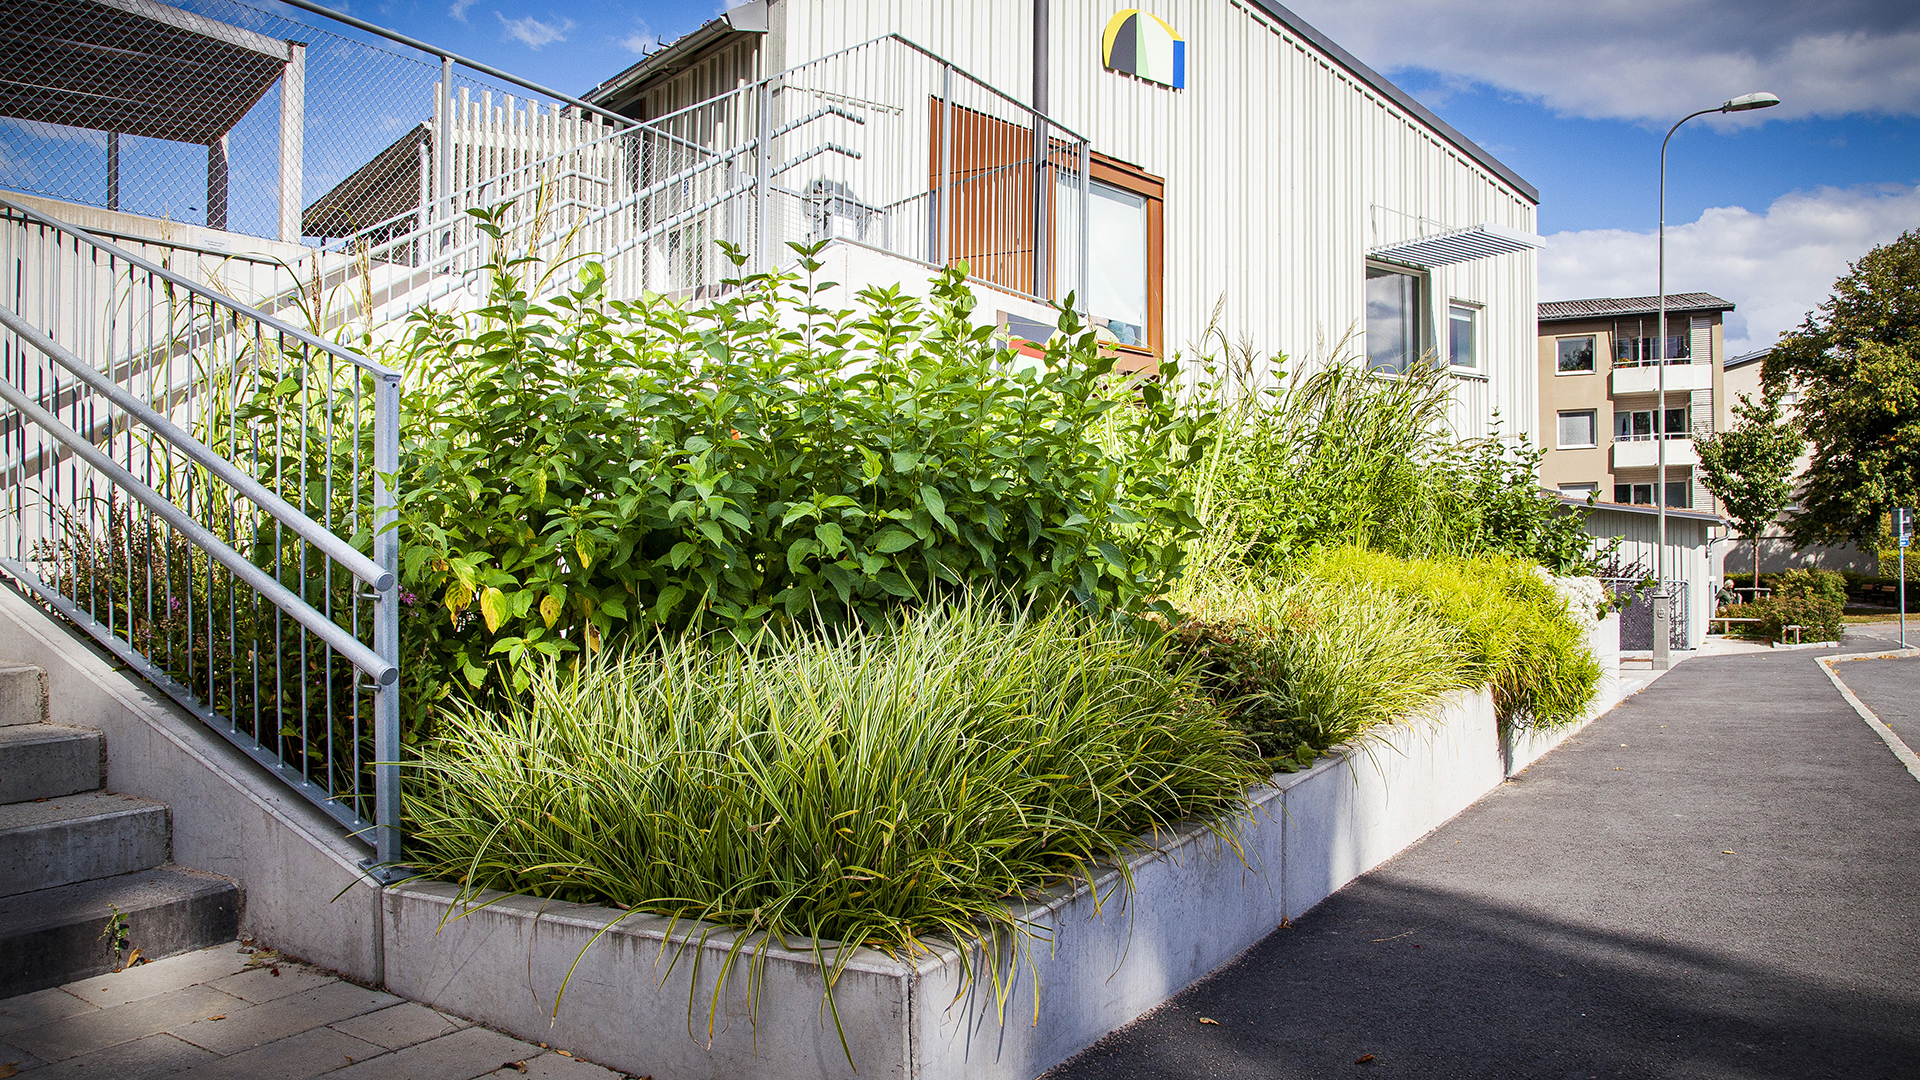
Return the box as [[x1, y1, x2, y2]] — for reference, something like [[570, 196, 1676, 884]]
[[1168, 567, 1474, 769], [1302, 546, 1602, 730], [402, 601, 1260, 1043]]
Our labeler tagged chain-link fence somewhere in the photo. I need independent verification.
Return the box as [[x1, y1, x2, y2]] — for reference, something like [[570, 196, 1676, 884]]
[[0, 0, 574, 248]]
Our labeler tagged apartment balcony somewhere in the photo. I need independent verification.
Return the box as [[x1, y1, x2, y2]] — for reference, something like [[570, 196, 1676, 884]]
[[1612, 360, 1712, 395], [1612, 435, 1697, 469]]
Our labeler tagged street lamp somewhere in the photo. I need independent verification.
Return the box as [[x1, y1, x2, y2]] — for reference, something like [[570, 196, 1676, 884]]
[[1652, 90, 1780, 670]]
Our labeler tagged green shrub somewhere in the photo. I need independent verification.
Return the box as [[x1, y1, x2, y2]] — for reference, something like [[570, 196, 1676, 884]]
[[1776, 567, 1848, 608], [1176, 351, 1599, 575], [1721, 595, 1844, 642], [372, 220, 1209, 710], [1301, 547, 1601, 731], [402, 601, 1260, 1048], [1167, 567, 1474, 768]]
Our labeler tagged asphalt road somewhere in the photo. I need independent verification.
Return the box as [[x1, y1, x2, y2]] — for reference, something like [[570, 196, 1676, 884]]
[[1042, 639, 1920, 1080], [1838, 654, 1920, 754]]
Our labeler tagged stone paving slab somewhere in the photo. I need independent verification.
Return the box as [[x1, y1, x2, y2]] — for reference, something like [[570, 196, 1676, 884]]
[[0, 942, 639, 1080], [331, 1002, 468, 1051]]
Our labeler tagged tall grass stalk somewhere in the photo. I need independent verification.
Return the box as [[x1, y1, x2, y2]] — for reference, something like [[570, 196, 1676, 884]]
[[401, 601, 1261, 1057]]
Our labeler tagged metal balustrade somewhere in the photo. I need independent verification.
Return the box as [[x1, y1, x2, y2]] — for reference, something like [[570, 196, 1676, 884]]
[[0, 193, 403, 867]]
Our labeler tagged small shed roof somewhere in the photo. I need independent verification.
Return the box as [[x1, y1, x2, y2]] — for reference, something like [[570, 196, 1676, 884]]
[[0, 0, 292, 145], [1538, 293, 1735, 322]]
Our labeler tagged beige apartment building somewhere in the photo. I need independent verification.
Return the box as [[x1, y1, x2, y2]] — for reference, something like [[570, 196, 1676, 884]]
[[1537, 293, 1732, 511]]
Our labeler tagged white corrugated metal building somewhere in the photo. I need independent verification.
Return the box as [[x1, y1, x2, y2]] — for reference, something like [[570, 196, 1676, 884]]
[[586, 0, 1541, 440]]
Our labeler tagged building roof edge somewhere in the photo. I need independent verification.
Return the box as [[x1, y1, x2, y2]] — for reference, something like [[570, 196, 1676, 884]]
[[1243, 0, 1538, 204]]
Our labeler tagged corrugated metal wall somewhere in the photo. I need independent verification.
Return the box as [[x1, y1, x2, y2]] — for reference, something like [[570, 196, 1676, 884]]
[[768, 0, 1539, 440]]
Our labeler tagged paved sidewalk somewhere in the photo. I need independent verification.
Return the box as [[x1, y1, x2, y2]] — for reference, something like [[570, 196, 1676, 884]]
[[0, 942, 629, 1080], [1045, 633, 1920, 1079]]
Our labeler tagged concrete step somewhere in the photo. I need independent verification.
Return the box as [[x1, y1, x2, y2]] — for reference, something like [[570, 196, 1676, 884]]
[[0, 664, 46, 726], [0, 791, 169, 898], [0, 866, 240, 995], [0, 723, 104, 803]]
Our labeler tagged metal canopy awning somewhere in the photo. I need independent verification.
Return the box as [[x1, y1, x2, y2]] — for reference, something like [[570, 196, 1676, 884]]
[[1368, 221, 1540, 268], [0, 0, 293, 145]]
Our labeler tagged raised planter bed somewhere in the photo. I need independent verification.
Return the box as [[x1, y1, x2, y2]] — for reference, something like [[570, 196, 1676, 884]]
[[382, 690, 1517, 1080]]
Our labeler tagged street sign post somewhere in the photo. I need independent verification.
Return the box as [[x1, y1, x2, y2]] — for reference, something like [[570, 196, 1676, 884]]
[[1896, 508, 1912, 649]]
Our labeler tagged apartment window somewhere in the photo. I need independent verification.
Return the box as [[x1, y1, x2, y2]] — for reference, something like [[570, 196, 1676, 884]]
[[1556, 409, 1598, 449], [1557, 336, 1595, 373], [1448, 305, 1477, 369], [1614, 335, 1690, 365], [1614, 482, 1692, 508], [1366, 266, 1422, 374], [1560, 483, 1599, 499], [1053, 156, 1165, 358], [1613, 408, 1690, 440]]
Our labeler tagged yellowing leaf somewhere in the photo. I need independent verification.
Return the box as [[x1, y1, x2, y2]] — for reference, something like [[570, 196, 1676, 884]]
[[575, 532, 597, 571], [539, 594, 563, 628], [480, 587, 510, 633]]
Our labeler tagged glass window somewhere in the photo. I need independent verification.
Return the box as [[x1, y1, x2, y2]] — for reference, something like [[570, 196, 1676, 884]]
[[1366, 267, 1420, 373], [1557, 336, 1595, 373], [1556, 410, 1597, 448], [1560, 483, 1599, 499], [1614, 408, 1691, 439], [1613, 482, 1690, 507], [1056, 179, 1148, 347], [1448, 305, 1476, 369]]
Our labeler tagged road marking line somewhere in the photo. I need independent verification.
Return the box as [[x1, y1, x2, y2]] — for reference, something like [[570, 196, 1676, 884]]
[[1819, 651, 1920, 785]]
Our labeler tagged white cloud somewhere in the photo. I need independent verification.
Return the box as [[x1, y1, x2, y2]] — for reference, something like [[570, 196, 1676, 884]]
[[496, 12, 571, 49], [618, 22, 656, 54], [448, 0, 475, 21], [1539, 183, 1920, 355], [1279, 0, 1920, 123]]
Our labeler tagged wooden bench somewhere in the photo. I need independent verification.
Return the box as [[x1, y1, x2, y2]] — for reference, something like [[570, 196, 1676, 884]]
[[1710, 616, 1763, 635]]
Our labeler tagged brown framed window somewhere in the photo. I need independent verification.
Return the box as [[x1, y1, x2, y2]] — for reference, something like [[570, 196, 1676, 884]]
[[1056, 154, 1165, 365]]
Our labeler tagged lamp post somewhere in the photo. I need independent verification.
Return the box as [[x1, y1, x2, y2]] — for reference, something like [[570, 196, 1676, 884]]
[[1652, 90, 1780, 670]]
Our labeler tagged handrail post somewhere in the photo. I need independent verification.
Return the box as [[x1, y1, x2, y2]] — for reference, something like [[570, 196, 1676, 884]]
[[437, 57, 454, 253], [936, 63, 953, 267], [756, 80, 772, 275], [372, 371, 403, 868]]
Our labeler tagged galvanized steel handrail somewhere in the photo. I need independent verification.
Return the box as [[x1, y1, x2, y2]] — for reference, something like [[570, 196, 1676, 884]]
[[0, 198, 404, 868], [0, 356, 395, 684], [0, 195, 398, 380], [0, 307, 393, 593]]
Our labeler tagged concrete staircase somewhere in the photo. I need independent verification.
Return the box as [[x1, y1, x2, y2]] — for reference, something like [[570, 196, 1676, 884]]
[[0, 664, 239, 994]]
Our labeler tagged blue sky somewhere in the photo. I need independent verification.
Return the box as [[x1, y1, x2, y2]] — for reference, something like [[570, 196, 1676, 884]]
[[289, 0, 1920, 353]]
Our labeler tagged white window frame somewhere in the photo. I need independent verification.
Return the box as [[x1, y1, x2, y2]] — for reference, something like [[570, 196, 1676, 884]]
[[1556, 335, 1596, 375], [1556, 409, 1598, 449], [1448, 303, 1479, 371], [1365, 262, 1426, 376]]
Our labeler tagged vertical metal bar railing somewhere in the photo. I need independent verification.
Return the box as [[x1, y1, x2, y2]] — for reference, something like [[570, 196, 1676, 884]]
[[0, 194, 403, 866]]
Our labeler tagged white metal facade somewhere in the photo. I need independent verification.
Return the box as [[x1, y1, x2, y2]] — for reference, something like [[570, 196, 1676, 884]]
[[641, 0, 1540, 441]]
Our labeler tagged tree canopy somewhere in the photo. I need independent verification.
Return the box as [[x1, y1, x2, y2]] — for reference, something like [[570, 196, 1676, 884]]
[[1764, 229, 1920, 545], [1696, 389, 1802, 586]]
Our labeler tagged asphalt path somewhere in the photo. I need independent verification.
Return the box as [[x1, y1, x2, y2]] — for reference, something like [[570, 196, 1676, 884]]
[[1043, 635, 1920, 1080], [1835, 651, 1919, 757]]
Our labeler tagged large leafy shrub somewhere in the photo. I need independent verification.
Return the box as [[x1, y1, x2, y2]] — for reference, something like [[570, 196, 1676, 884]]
[[388, 225, 1209, 707]]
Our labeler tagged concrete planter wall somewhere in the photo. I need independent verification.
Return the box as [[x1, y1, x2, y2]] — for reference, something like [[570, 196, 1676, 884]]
[[382, 690, 1507, 1080]]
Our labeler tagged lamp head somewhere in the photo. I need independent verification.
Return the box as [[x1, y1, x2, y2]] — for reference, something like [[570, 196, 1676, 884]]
[[1723, 92, 1781, 112]]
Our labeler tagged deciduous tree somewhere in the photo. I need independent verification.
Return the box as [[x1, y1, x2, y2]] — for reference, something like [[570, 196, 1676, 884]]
[[1696, 390, 1803, 588], [1764, 230, 1920, 545]]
